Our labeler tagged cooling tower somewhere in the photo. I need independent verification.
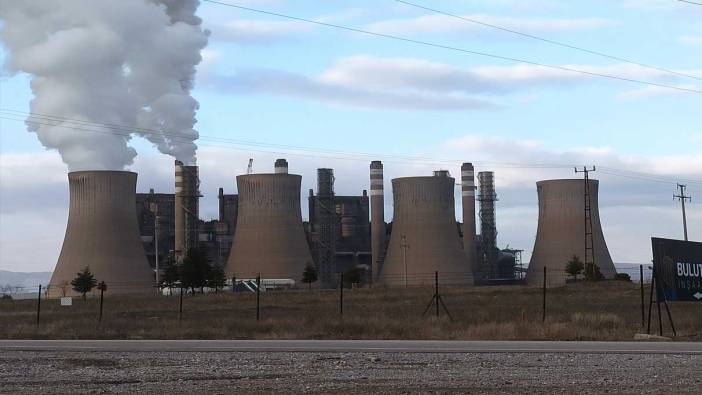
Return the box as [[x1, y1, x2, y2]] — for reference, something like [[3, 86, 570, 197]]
[[527, 179, 617, 287], [370, 161, 386, 281], [48, 171, 153, 297], [225, 160, 313, 282], [379, 172, 472, 286], [461, 163, 478, 274], [174, 160, 200, 262]]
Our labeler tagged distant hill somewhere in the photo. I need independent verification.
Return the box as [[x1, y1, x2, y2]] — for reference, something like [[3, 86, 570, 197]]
[[0, 270, 52, 292]]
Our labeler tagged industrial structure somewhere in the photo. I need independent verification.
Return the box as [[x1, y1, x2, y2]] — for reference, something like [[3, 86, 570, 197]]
[[461, 163, 478, 277], [136, 189, 175, 269], [225, 159, 313, 282], [48, 159, 625, 294], [476, 171, 498, 280], [378, 171, 472, 286], [308, 175, 371, 286], [527, 179, 617, 287], [174, 160, 200, 262], [48, 171, 153, 297], [370, 161, 387, 283], [136, 188, 236, 268]]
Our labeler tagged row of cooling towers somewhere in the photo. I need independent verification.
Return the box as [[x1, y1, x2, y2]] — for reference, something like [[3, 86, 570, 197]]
[[47, 159, 617, 297]]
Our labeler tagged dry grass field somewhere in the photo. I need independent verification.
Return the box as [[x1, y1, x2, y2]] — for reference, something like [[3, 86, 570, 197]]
[[1, 281, 699, 340]]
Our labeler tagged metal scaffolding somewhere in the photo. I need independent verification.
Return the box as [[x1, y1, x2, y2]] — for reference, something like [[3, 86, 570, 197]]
[[317, 168, 337, 287], [477, 172, 498, 279]]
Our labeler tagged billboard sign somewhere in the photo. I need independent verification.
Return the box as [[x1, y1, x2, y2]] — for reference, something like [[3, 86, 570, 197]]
[[652, 237, 702, 302]]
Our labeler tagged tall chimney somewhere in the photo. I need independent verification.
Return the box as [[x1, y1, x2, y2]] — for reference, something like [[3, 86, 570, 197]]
[[175, 160, 200, 262], [461, 163, 478, 275], [370, 161, 386, 281], [274, 158, 289, 174]]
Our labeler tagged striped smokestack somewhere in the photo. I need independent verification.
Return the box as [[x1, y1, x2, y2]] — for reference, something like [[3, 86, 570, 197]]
[[274, 158, 289, 174], [370, 161, 386, 281], [175, 160, 200, 263], [461, 163, 478, 274]]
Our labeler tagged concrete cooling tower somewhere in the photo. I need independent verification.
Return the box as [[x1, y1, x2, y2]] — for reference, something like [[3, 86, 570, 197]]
[[225, 159, 313, 282], [527, 179, 617, 287], [379, 172, 472, 286], [48, 171, 153, 297]]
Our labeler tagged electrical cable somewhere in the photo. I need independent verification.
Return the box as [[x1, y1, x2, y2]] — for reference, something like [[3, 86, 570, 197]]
[[200, 0, 702, 95], [3, 113, 700, 187], [395, 0, 702, 83]]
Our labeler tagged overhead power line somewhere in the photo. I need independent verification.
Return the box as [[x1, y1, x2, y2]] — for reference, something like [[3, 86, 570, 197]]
[[0, 111, 572, 169], [677, 0, 702, 6], [395, 0, 702, 83], [200, 0, 702, 95], [3, 108, 701, 186]]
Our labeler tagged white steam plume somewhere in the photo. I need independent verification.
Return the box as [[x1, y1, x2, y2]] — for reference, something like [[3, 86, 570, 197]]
[[0, 0, 209, 170]]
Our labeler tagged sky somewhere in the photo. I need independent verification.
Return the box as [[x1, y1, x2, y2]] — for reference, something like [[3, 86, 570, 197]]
[[1, 0, 701, 272]]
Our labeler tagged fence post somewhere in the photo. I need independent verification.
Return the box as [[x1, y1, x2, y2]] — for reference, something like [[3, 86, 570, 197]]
[[36, 284, 42, 325], [640, 265, 645, 327], [179, 285, 183, 321], [542, 267, 546, 323], [435, 271, 439, 318], [256, 275, 261, 321], [98, 282, 106, 322], [339, 274, 344, 316]]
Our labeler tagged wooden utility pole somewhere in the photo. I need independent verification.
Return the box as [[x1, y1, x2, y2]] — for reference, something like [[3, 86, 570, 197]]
[[674, 184, 691, 241]]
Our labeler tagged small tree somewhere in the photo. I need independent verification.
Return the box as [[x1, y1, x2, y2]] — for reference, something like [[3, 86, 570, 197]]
[[343, 266, 363, 288], [207, 264, 227, 292], [565, 255, 584, 282], [301, 263, 318, 291], [71, 266, 97, 300], [614, 273, 631, 282], [180, 248, 210, 294], [585, 263, 605, 282], [160, 255, 180, 290]]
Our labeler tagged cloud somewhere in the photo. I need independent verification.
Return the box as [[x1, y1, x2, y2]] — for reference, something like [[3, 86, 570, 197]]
[[365, 14, 612, 36], [2, 135, 701, 271], [679, 35, 702, 45], [206, 67, 496, 111], [618, 84, 701, 100], [202, 55, 701, 110]]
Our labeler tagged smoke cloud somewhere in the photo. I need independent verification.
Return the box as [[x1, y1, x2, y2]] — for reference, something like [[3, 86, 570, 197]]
[[0, 0, 209, 170]]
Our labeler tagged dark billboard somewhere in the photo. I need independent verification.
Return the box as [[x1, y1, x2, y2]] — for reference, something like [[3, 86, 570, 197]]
[[652, 237, 702, 302]]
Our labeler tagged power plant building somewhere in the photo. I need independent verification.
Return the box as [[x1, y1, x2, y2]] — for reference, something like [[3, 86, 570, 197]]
[[308, 185, 371, 284], [48, 171, 154, 297], [379, 171, 472, 286], [225, 159, 313, 282], [527, 179, 617, 287]]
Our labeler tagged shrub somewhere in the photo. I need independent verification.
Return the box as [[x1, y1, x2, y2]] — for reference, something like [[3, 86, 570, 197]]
[[614, 273, 631, 282]]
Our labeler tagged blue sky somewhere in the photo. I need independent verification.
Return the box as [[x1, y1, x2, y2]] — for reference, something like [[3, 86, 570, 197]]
[[1, 0, 701, 271]]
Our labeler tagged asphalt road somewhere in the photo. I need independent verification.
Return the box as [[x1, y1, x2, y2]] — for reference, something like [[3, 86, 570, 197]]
[[1, 339, 700, 354]]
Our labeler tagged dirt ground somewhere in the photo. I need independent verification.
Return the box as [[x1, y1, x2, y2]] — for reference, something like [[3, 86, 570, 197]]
[[1, 350, 701, 394]]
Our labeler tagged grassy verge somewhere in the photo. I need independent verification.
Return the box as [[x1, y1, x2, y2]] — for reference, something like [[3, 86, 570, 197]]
[[1, 281, 698, 340]]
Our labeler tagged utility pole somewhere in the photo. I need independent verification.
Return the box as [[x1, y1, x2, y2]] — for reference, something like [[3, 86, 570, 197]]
[[401, 235, 408, 288], [575, 166, 596, 278], [150, 200, 160, 290], [674, 184, 691, 241]]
